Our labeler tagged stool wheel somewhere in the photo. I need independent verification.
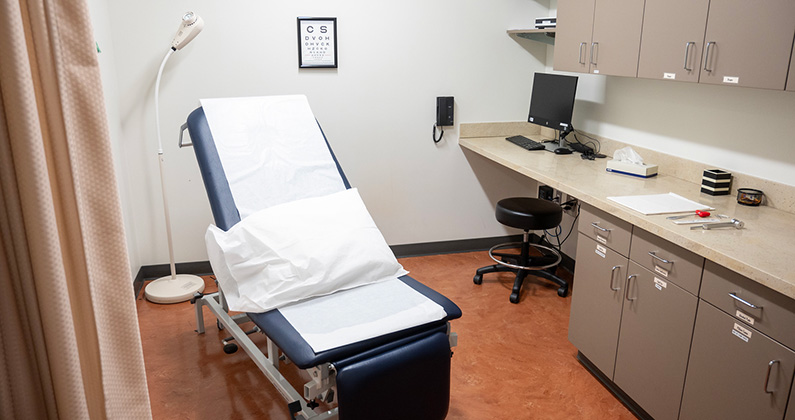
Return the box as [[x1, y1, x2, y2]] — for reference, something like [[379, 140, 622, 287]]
[[510, 292, 520, 304], [557, 286, 569, 298], [473, 274, 483, 285]]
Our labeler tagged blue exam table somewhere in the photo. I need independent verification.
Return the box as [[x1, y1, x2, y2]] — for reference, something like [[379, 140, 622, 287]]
[[186, 107, 462, 420]]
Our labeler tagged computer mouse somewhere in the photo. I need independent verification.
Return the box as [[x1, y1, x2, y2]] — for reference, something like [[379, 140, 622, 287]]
[[554, 148, 573, 155]]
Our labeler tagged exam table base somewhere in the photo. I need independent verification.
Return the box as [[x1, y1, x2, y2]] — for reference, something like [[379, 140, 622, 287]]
[[194, 292, 455, 420]]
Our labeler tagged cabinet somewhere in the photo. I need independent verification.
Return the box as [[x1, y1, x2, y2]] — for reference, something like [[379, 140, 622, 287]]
[[568, 204, 633, 377], [636, 0, 710, 83], [568, 234, 628, 377], [698, 0, 795, 90], [570, 205, 705, 420], [554, 0, 596, 73], [554, 0, 646, 77], [679, 302, 795, 420], [613, 261, 698, 420]]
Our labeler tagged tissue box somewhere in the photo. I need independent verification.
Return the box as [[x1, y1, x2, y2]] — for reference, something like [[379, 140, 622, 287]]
[[606, 160, 658, 178], [701, 169, 732, 195]]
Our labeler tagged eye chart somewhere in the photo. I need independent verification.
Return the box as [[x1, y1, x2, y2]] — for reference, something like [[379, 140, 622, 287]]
[[298, 17, 337, 68]]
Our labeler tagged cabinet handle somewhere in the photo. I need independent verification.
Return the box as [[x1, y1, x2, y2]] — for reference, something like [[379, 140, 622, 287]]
[[648, 251, 672, 265], [609, 265, 621, 291], [683, 42, 695, 71], [625, 275, 637, 301], [590, 42, 599, 65], [704, 41, 715, 72], [728, 292, 763, 310], [579, 42, 587, 64], [765, 360, 780, 393], [591, 222, 611, 233]]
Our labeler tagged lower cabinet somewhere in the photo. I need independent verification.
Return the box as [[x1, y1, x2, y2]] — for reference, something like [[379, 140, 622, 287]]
[[679, 301, 795, 420], [568, 233, 629, 378], [613, 262, 698, 420]]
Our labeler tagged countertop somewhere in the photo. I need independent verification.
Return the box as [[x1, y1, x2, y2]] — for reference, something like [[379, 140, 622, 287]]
[[460, 133, 795, 300]]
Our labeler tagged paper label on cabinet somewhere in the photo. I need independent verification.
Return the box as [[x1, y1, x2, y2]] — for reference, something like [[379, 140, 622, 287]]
[[593, 69, 600, 74], [732, 323, 752, 342], [723, 76, 739, 84], [596, 235, 607, 244], [736, 310, 755, 326], [663, 73, 676, 80], [654, 265, 669, 278], [654, 277, 667, 291], [595, 244, 606, 258]]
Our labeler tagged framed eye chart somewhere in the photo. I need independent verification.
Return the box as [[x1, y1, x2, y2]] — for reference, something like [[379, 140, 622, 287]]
[[297, 17, 338, 68]]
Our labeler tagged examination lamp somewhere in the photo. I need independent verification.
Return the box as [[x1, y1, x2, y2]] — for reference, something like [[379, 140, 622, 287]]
[[145, 12, 206, 304]]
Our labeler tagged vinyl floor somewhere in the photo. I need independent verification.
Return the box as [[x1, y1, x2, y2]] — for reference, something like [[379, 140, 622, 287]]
[[137, 251, 634, 419]]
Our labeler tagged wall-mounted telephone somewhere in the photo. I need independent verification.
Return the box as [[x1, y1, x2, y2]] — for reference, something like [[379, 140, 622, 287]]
[[433, 96, 454, 143]]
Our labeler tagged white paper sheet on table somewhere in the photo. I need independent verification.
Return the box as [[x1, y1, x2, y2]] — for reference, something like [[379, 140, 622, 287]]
[[279, 279, 447, 353], [199, 95, 346, 218], [607, 192, 713, 215]]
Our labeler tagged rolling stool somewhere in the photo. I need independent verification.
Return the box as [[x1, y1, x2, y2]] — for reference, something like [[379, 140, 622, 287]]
[[474, 197, 569, 303]]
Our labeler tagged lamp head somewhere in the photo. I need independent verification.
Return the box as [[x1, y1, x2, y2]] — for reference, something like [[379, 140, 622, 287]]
[[170, 11, 204, 50]]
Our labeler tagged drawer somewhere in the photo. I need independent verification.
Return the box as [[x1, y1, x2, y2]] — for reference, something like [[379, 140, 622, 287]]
[[700, 261, 795, 350], [578, 203, 633, 257], [629, 228, 704, 296]]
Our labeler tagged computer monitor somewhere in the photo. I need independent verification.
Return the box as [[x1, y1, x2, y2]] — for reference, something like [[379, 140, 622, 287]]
[[527, 72, 578, 152]]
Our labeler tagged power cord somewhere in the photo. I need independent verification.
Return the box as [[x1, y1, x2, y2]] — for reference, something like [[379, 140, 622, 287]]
[[544, 201, 581, 253], [432, 124, 444, 143]]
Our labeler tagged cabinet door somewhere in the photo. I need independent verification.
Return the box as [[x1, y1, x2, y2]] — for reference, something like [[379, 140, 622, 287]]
[[679, 302, 795, 420], [568, 234, 628, 378], [637, 0, 709, 83], [589, 0, 646, 77], [699, 0, 795, 90], [554, 0, 596, 73], [613, 262, 698, 420]]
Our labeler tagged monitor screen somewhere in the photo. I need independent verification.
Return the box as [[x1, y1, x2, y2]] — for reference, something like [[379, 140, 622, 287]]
[[527, 72, 578, 135]]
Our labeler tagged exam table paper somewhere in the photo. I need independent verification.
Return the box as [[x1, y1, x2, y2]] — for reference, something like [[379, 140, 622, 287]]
[[607, 192, 713, 215], [279, 279, 446, 353], [200, 95, 346, 218]]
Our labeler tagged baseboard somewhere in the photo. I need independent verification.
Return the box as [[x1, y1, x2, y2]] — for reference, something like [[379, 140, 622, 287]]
[[133, 261, 214, 299], [132, 236, 575, 298], [389, 235, 524, 258], [576, 351, 653, 420]]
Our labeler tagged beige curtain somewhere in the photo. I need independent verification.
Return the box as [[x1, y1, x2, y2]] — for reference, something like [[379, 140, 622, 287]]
[[0, 0, 151, 418]]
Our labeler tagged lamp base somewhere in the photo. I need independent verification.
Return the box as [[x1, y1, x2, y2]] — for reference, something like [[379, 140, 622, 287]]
[[144, 274, 206, 304]]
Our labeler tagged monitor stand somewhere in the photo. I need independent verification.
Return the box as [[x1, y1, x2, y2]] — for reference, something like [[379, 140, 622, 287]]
[[543, 137, 571, 153]]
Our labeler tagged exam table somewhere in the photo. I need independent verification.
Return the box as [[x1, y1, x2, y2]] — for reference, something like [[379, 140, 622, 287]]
[[185, 106, 462, 420]]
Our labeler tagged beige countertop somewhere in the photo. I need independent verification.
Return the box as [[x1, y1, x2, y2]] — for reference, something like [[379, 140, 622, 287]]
[[460, 132, 795, 301]]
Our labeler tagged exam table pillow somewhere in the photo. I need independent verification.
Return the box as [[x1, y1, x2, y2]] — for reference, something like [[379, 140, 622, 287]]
[[205, 188, 408, 312]]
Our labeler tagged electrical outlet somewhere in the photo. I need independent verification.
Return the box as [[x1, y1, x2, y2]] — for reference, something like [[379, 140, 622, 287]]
[[539, 185, 555, 201], [562, 193, 579, 216]]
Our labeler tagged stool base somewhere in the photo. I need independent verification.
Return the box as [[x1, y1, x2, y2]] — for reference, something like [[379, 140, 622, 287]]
[[473, 238, 569, 303]]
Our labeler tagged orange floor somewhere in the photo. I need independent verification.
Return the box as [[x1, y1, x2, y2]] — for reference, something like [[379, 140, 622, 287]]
[[137, 251, 634, 419]]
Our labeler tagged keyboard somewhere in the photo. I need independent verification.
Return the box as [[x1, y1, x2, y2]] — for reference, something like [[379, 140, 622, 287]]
[[505, 135, 545, 151]]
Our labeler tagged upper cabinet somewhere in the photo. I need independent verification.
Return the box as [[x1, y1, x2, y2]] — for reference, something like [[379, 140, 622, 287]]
[[698, 0, 795, 90], [554, 0, 645, 77], [554, 0, 795, 91], [637, 0, 709, 83], [554, 0, 596, 73]]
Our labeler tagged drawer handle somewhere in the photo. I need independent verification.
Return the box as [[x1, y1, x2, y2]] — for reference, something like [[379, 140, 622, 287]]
[[609, 265, 621, 291], [648, 251, 672, 265], [591, 222, 611, 233], [729, 292, 762, 310], [625, 275, 637, 301], [765, 360, 780, 393]]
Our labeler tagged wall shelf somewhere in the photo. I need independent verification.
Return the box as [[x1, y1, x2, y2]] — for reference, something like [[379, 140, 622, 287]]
[[507, 29, 556, 45]]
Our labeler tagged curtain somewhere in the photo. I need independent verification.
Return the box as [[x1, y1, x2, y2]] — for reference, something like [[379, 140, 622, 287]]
[[0, 0, 151, 418]]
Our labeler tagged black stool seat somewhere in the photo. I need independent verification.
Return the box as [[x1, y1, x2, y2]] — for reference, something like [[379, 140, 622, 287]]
[[474, 197, 569, 303], [496, 198, 563, 231]]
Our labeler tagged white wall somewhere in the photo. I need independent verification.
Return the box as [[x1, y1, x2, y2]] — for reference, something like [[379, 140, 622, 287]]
[[99, 1, 554, 268], [86, 0, 140, 278]]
